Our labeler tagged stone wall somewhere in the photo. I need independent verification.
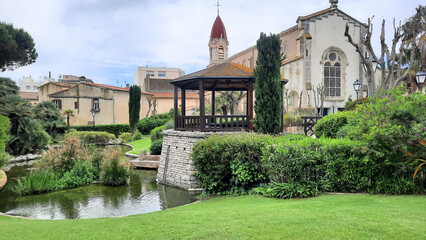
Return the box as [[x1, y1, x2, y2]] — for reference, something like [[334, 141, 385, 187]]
[[157, 130, 219, 191]]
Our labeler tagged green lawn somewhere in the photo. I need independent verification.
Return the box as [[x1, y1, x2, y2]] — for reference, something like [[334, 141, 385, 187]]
[[0, 194, 425, 239], [127, 137, 151, 155]]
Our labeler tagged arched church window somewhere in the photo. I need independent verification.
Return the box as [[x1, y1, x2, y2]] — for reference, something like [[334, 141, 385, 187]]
[[219, 46, 224, 59], [324, 51, 341, 97]]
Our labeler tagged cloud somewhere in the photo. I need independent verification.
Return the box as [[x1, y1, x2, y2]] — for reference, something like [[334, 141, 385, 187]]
[[0, 0, 421, 87]]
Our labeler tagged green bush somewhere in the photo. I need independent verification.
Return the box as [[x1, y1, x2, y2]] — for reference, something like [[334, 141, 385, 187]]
[[150, 125, 165, 141], [118, 132, 132, 143], [192, 133, 270, 193], [100, 146, 131, 186], [0, 115, 10, 168], [137, 118, 169, 135], [60, 161, 94, 188], [133, 131, 143, 141], [263, 137, 376, 192], [344, 97, 369, 111], [345, 87, 426, 170], [14, 170, 62, 195], [252, 182, 319, 199], [149, 139, 163, 155], [56, 124, 130, 137], [314, 111, 352, 138], [65, 131, 115, 144]]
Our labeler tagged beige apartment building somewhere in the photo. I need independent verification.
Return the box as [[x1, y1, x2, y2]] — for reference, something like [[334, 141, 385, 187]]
[[38, 82, 152, 125]]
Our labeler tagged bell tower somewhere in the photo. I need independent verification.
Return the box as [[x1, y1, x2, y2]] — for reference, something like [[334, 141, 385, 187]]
[[208, 3, 229, 67]]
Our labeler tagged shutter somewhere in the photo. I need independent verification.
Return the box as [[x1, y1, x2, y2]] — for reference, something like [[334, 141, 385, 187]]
[[58, 100, 62, 109], [74, 101, 79, 109]]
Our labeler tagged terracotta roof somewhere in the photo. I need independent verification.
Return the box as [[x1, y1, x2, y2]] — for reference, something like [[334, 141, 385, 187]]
[[18, 92, 38, 100], [149, 92, 199, 99], [81, 82, 152, 95], [210, 15, 227, 39], [39, 81, 74, 88]]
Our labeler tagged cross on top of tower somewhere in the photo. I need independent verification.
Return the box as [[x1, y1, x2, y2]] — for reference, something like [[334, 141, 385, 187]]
[[215, 1, 221, 16]]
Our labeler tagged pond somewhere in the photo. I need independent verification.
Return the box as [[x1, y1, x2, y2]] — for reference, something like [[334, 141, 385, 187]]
[[0, 145, 199, 220]]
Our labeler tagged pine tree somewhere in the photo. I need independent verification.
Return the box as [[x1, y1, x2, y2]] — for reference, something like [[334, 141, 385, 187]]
[[253, 33, 283, 134], [128, 85, 141, 135]]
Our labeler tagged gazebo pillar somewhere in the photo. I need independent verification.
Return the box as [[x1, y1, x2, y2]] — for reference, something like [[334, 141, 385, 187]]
[[211, 90, 215, 116], [174, 85, 179, 129], [181, 88, 186, 116], [248, 81, 254, 130], [199, 80, 205, 131]]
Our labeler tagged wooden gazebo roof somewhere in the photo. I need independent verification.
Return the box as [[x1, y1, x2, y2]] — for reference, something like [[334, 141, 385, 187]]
[[170, 62, 254, 90]]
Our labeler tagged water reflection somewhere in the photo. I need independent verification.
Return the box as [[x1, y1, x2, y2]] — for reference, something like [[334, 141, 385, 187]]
[[0, 165, 199, 219]]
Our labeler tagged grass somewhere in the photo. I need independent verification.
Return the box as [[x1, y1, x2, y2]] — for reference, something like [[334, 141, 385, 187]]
[[0, 194, 425, 239], [128, 137, 152, 155]]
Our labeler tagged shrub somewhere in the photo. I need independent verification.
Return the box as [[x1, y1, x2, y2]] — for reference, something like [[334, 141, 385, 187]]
[[40, 136, 90, 174], [60, 161, 94, 188], [0, 115, 10, 168], [192, 133, 271, 193], [150, 139, 163, 155], [252, 182, 319, 199], [262, 137, 376, 193], [100, 146, 131, 186], [56, 124, 130, 137], [137, 118, 169, 135], [314, 111, 352, 138], [133, 130, 143, 141], [65, 131, 115, 144], [345, 87, 426, 169], [150, 125, 165, 141], [164, 119, 174, 130], [14, 170, 62, 195], [119, 132, 132, 143], [344, 97, 369, 111]]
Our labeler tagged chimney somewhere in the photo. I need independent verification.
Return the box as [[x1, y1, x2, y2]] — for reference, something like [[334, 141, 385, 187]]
[[49, 71, 51, 79], [126, 83, 130, 88]]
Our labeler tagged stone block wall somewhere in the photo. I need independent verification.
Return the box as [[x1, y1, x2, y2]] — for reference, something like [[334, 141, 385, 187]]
[[156, 130, 219, 191]]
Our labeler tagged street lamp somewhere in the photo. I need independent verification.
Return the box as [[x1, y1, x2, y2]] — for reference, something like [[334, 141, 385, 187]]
[[91, 109, 96, 129], [415, 70, 426, 92], [363, 56, 378, 73], [353, 79, 362, 103]]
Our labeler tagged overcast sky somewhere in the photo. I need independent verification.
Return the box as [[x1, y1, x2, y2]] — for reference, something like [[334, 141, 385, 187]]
[[0, 0, 422, 87]]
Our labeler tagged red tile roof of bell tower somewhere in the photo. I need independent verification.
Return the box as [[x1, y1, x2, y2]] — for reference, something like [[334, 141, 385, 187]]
[[210, 15, 227, 39]]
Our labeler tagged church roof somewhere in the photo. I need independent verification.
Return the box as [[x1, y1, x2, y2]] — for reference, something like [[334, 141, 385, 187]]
[[210, 15, 227, 39], [297, 7, 367, 27]]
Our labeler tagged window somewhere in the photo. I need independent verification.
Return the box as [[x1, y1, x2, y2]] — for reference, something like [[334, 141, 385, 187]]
[[158, 71, 166, 77], [74, 101, 79, 109], [147, 71, 154, 77], [52, 99, 62, 109], [33, 86, 38, 90], [93, 98, 100, 111], [219, 46, 224, 59], [324, 52, 342, 97], [26, 86, 31, 90]]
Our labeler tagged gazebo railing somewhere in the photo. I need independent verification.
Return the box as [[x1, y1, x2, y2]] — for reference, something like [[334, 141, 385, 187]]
[[175, 115, 250, 131]]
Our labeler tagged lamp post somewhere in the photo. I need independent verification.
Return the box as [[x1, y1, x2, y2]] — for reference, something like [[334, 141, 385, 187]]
[[353, 79, 362, 104], [415, 70, 426, 92], [91, 109, 96, 130]]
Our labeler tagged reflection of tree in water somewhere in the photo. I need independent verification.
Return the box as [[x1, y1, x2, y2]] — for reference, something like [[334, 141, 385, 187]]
[[129, 173, 141, 198], [158, 184, 199, 210], [102, 185, 128, 208]]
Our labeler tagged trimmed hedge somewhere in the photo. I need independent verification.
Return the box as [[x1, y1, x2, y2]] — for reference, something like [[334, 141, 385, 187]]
[[192, 133, 271, 193], [137, 118, 169, 135], [65, 131, 115, 144], [0, 115, 10, 168], [314, 111, 352, 138], [57, 124, 130, 137]]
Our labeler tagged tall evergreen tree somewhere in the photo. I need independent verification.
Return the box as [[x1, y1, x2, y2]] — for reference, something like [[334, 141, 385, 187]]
[[128, 85, 141, 135], [253, 33, 283, 134]]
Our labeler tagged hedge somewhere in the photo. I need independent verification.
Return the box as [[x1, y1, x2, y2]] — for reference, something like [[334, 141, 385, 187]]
[[56, 124, 130, 137], [0, 115, 10, 168], [137, 118, 169, 135], [65, 131, 116, 144]]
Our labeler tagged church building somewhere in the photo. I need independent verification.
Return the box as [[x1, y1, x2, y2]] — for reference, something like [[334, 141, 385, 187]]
[[227, 0, 375, 115]]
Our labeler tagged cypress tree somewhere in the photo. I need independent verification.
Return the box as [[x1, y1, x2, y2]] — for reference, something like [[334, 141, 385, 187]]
[[129, 85, 141, 135], [253, 33, 283, 134]]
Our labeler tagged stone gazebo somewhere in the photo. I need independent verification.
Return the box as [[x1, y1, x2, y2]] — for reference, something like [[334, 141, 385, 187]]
[[156, 62, 255, 191]]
